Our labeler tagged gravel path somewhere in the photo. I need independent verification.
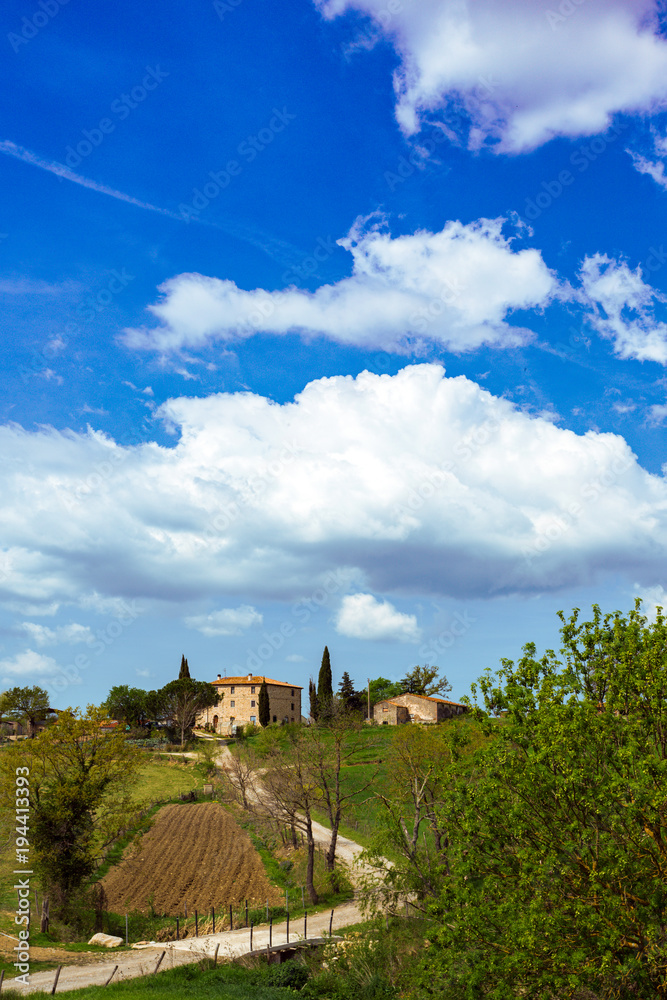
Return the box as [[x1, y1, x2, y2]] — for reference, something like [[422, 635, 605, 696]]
[[12, 901, 364, 994]]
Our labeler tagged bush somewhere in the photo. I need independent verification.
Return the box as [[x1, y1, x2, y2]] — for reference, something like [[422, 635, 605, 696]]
[[265, 960, 310, 990]]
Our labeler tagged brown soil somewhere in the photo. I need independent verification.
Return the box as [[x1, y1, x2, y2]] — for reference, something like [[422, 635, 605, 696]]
[[101, 802, 282, 915]]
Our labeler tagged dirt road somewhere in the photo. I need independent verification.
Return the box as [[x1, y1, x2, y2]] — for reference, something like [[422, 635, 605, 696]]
[[11, 901, 364, 994]]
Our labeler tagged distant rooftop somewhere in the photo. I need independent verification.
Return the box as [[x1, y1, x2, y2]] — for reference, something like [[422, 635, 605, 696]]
[[212, 674, 303, 689]]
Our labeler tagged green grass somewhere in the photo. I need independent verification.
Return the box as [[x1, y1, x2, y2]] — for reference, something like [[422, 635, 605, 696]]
[[0, 915, 417, 1000], [129, 758, 204, 805], [0, 960, 307, 1000]]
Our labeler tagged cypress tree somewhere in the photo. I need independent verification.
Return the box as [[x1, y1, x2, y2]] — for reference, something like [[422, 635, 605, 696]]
[[317, 646, 333, 719], [258, 677, 270, 727], [178, 655, 191, 679], [309, 678, 318, 722]]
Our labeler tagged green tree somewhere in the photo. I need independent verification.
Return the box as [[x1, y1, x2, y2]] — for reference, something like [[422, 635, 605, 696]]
[[308, 678, 318, 722], [317, 646, 333, 720], [160, 678, 218, 747], [368, 676, 402, 707], [398, 663, 451, 697], [144, 688, 166, 725], [0, 685, 50, 737], [0, 706, 139, 920], [258, 677, 270, 727], [178, 654, 190, 679], [338, 671, 362, 713], [102, 685, 147, 727], [420, 601, 667, 998]]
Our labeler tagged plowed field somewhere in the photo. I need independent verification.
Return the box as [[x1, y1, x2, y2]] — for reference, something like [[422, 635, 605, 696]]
[[101, 802, 282, 915]]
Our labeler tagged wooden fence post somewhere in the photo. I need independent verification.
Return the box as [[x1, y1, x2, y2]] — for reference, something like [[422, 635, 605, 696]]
[[104, 965, 118, 986], [329, 909, 334, 937], [269, 917, 272, 948], [304, 911, 307, 940], [176, 917, 179, 941], [154, 951, 166, 974], [195, 910, 198, 937], [50, 965, 62, 995], [286, 909, 289, 943], [212, 906, 215, 934], [229, 903, 233, 930], [250, 921, 253, 951], [213, 943, 220, 967]]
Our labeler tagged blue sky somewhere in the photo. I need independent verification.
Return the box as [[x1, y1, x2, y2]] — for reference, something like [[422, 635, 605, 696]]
[[2, 0, 667, 708]]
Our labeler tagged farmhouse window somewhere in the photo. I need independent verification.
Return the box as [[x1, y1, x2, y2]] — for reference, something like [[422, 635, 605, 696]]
[[251, 686, 255, 693], [273, 715, 277, 723], [291, 703, 294, 710], [230, 700, 235, 707], [231, 686, 235, 693], [251, 700, 255, 707], [250, 715, 256, 724], [291, 689, 294, 695]]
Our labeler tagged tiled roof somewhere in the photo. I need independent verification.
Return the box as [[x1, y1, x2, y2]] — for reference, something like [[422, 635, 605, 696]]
[[375, 693, 467, 708], [211, 676, 302, 689]]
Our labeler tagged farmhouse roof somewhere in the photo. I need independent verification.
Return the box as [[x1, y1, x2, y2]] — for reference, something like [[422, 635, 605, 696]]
[[408, 693, 468, 707], [211, 675, 303, 689]]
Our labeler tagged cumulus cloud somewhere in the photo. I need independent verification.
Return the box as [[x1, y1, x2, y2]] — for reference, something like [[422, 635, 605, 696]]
[[185, 605, 263, 636], [123, 217, 557, 355], [580, 254, 667, 363], [20, 622, 92, 646], [0, 365, 666, 610], [0, 649, 61, 681], [314, 0, 667, 151], [335, 593, 421, 642]]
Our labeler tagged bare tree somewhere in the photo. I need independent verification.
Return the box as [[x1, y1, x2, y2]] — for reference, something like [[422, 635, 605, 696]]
[[221, 744, 258, 811], [259, 731, 320, 904], [307, 708, 382, 873]]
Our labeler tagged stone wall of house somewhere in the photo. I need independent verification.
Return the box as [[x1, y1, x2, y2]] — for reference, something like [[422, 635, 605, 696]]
[[197, 675, 302, 733], [373, 700, 410, 725], [371, 693, 468, 725], [389, 693, 468, 721]]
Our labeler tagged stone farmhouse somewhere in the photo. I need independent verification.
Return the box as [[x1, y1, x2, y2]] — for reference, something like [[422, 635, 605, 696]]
[[197, 674, 302, 734], [373, 692, 468, 725]]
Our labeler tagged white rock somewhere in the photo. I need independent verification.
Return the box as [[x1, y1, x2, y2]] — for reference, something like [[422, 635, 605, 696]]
[[88, 933, 124, 948]]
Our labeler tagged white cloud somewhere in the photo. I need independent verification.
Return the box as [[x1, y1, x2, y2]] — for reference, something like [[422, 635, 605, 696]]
[[580, 254, 667, 363], [185, 605, 263, 637], [286, 654, 306, 662], [648, 402, 667, 425], [123, 217, 557, 355], [0, 648, 60, 681], [20, 622, 92, 646], [335, 593, 421, 642], [629, 129, 667, 189], [314, 0, 667, 152], [0, 365, 666, 609], [632, 584, 667, 620]]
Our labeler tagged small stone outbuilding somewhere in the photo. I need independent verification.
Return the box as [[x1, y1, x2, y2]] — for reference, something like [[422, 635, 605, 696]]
[[374, 700, 410, 725], [373, 692, 468, 725]]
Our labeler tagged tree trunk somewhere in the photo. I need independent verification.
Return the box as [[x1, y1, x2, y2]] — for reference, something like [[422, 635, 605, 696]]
[[305, 817, 319, 904], [325, 811, 340, 872]]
